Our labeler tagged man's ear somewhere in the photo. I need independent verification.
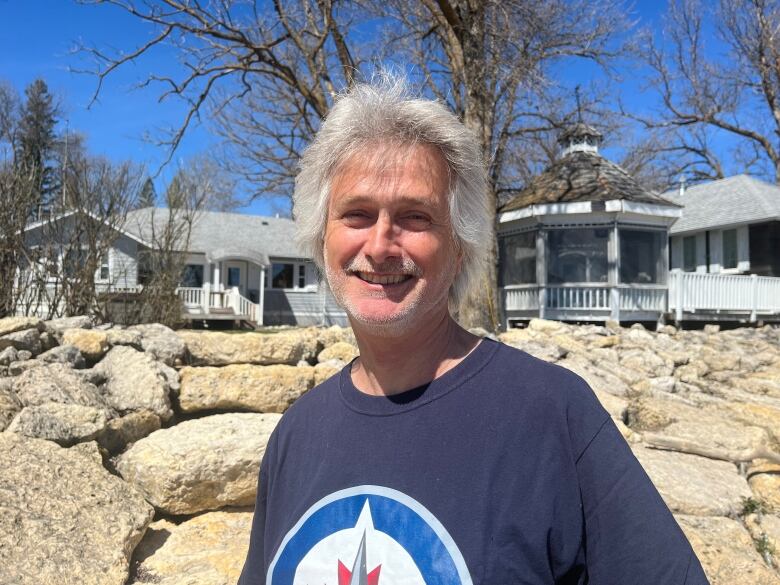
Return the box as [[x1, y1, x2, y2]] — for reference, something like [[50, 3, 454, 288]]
[[455, 249, 463, 275]]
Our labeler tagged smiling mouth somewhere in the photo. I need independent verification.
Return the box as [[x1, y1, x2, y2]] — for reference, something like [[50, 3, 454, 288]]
[[354, 271, 414, 285]]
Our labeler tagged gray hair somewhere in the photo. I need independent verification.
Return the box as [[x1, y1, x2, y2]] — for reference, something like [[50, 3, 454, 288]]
[[293, 76, 492, 310]]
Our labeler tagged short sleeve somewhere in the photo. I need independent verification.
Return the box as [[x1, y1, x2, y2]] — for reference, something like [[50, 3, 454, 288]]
[[576, 419, 710, 584]]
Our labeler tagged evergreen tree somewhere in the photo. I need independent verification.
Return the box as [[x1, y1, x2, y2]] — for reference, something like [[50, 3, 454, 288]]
[[138, 177, 157, 208], [17, 79, 58, 220]]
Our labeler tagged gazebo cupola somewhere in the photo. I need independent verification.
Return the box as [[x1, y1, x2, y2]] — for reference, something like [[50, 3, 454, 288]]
[[496, 120, 683, 327], [558, 121, 603, 157]]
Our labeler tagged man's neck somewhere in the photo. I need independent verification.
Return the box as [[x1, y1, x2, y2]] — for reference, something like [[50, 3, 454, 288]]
[[349, 312, 481, 396]]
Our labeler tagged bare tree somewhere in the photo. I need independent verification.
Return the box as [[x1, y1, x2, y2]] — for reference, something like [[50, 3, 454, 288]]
[[0, 83, 41, 318], [124, 168, 207, 327], [77, 0, 364, 201], [376, 0, 629, 327], [636, 0, 780, 183], [79, 0, 629, 329]]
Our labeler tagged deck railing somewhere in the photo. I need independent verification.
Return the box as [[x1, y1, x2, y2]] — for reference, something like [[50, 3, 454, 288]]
[[503, 272, 780, 323], [668, 270, 780, 321]]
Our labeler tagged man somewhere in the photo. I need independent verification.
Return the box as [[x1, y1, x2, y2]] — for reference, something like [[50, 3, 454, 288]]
[[239, 78, 709, 584]]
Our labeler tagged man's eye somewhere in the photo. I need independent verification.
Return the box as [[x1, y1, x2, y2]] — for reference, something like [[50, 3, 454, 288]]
[[401, 214, 432, 228], [342, 211, 371, 224]]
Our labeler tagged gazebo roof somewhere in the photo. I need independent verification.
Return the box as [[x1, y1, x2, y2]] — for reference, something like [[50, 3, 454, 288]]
[[500, 151, 680, 212]]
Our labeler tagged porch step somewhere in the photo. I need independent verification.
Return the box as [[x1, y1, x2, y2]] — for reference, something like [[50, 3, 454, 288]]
[[208, 307, 236, 315]]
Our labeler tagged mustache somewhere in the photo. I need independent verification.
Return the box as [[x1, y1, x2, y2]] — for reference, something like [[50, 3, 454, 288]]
[[344, 255, 422, 277]]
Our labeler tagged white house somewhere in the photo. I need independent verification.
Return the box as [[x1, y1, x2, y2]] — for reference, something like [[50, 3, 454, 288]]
[[663, 174, 780, 277], [19, 208, 348, 327]]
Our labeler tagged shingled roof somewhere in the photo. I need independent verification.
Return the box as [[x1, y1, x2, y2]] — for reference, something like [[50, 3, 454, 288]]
[[500, 151, 679, 212]]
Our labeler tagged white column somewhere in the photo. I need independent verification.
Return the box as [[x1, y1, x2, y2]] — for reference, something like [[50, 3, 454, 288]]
[[214, 262, 221, 292], [202, 282, 210, 313], [258, 266, 266, 326]]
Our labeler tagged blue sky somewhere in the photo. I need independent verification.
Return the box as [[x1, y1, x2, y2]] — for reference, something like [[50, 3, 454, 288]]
[[0, 1, 731, 215]]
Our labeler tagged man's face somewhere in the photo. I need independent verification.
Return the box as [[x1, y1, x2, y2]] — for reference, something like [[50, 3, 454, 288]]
[[323, 143, 460, 335]]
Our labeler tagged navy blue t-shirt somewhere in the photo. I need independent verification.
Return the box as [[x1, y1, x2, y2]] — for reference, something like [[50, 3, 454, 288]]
[[239, 339, 709, 584]]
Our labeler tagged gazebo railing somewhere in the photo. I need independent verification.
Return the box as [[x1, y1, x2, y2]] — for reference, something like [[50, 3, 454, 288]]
[[502, 283, 667, 315]]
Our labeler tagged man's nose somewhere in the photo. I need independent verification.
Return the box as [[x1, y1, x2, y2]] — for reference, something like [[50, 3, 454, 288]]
[[364, 214, 400, 264]]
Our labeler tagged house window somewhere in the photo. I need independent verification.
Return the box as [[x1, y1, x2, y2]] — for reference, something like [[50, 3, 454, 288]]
[[547, 228, 608, 284], [620, 229, 664, 284], [227, 266, 241, 287], [181, 264, 204, 287], [268, 262, 311, 289], [498, 231, 536, 285], [271, 263, 294, 288], [683, 236, 697, 272], [98, 253, 110, 281], [722, 229, 738, 269]]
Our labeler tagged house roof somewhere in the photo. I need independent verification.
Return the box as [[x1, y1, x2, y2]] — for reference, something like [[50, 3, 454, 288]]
[[662, 174, 780, 235], [500, 151, 678, 212], [124, 208, 305, 262]]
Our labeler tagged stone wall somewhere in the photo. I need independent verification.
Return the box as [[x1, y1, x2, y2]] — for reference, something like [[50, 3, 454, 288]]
[[0, 315, 778, 584]]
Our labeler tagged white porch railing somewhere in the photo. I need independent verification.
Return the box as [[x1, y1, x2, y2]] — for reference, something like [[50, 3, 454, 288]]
[[502, 284, 664, 312], [177, 285, 260, 324], [668, 270, 780, 321], [178, 287, 203, 307]]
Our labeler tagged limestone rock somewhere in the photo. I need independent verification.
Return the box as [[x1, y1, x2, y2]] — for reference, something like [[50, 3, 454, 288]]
[[632, 446, 752, 516], [130, 509, 253, 585], [557, 355, 631, 397], [0, 327, 42, 354], [106, 328, 143, 348], [745, 514, 780, 567], [527, 318, 567, 333], [178, 364, 314, 414], [317, 341, 359, 363], [37, 344, 86, 368], [43, 315, 92, 338], [723, 401, 780, 444], [13, 363, 107, 409], [96, 410, 162, 455], [314, 360, 343, 385], [619, 348, 674, 377], [179, 330, 319, 366], [0, 433, 153, 585], [0, 345, 17, 366], [748, 462, 780, 512], [95, 346, 174, 421], [627, 394, 771, 453], [315, 325, 356, 348], [675, 514, 780, 585], [0, 380, 21, 432], [117, 412, 281, 515], [498, 329, 568, 363], [0, 316, 41, 337], [128, 323, 186, 366], [61, 328, 109, 362], [7, 403, 110, 446]]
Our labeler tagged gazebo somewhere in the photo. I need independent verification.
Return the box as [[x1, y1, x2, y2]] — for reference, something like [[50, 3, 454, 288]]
[[497, 122, 682, 327]]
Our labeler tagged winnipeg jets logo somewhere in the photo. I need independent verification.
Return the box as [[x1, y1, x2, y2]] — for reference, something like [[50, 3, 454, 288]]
[[294, 500, 424, 584], [337, 530, 380, 585], [267, 486, 472, 585]]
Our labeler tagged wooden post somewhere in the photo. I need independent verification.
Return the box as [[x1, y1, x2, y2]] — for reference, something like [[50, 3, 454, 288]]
[[750, 273, 758, 323], [202, 282, 210, 314], [674, 270, 683, 324], [609, 222, 620, 322], [536, 229, 546, 319], [258, 266, 265, 326]]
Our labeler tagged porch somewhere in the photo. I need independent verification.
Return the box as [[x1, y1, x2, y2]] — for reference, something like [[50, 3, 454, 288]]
[[176, 284, 348, 327], [501, 271, 780, 327]]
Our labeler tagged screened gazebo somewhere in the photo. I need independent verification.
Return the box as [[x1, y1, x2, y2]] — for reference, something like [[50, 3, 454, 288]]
[[497, 122, 682, 327]]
